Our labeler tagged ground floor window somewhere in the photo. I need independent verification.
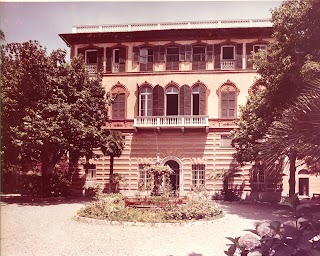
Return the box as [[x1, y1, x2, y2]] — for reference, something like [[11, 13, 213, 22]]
[[138, 164, 151, 191], [192, 164, 205, 187], [84, 164, 96, 187], [251, 164, 282, 192]]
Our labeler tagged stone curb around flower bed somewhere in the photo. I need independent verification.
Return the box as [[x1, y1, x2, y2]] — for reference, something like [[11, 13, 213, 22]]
[[75, 214, 224, 227]]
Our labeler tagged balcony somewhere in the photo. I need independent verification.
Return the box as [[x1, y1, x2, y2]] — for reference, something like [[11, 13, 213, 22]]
[[134, 115, 209, 130], [86, 64, 97, 74], [221, 60, 235, 70]]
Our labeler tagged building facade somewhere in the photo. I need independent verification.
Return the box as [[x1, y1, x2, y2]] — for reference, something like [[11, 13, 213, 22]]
[[60, 19, 289, 199]]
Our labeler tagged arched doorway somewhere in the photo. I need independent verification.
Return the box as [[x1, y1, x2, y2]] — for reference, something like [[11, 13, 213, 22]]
[[165, 160, 180, 195]]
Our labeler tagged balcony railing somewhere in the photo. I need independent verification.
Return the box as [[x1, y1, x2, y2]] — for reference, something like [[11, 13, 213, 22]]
[[134, 115, 209, 128], [221, 60, 235, 70], [72, 19, 272, 34], [86, 64, 97, 73]]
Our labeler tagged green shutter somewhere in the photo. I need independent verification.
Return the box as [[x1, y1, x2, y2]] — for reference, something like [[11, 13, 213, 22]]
[[246, 43, 254, 69], [153, 85, 164, 116], [236, 44, 243, 69], [97, 47, 104, 73], [199, 84, 207, 115], [206, 45, 214, 61], [179, 85, 191, 115], [214, 45, 221, 69], [106, 48, 112, 72]]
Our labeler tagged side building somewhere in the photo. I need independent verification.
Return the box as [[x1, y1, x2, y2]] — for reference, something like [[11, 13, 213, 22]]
[[60, 19, 284, 200]]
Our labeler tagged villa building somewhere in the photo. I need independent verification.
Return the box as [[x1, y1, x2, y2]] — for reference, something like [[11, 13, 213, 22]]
[[59, 19, 318, 200]]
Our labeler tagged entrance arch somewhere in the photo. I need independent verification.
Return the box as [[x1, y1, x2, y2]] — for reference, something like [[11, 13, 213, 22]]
[[162, 156, 183, 196]]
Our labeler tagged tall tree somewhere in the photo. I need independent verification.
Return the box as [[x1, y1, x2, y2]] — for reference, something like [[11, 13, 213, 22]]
[[231, 0, 320, 195], [1, 40, 110, 195], [100, 130, 125, 193]]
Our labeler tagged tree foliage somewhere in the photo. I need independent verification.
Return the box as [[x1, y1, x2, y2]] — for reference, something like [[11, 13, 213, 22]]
[[232, 0, 320, 163], [1, 40, 111, 194], [231, 0, 320, 195]]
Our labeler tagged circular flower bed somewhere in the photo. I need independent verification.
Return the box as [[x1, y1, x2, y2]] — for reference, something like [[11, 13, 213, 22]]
[[77, 193, 223, 223]]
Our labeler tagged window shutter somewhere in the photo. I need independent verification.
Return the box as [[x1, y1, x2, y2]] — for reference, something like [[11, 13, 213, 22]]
[[153, 85, 164, 116], [97, 47, 104, 72], [221, 92, 228, 118], [77, 47, 85, 60], [112, 93, 125, 119], [153, 46, 159, 62], [119, 47, 126, 72], [185, 45, 192, 61], [179, 85, 191, 115], [179, 45, 186, 61], [159, 46, 165, 62], [206, 45, 214, 61], [229, 91, 236, 118], [106, 48, 112, 72], [246, 43, 253, 69], [133, 47, 139, 62], [214, 45, 221, 69], [199, 84, 207, 115], [236, 44, 243, 69]]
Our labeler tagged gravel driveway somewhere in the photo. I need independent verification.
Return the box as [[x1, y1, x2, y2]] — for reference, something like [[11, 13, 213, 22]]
[[1, 196, 291, 256]]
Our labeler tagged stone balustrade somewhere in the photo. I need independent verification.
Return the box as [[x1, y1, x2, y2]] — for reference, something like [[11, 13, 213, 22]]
[[72, 19, 272, 33]]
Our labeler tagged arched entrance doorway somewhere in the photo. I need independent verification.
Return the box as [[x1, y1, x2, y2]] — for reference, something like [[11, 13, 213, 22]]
[[165, 160, 180, 195]]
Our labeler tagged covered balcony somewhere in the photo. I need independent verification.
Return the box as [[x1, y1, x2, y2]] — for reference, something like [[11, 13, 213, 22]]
[[133, 115, 209, 131]]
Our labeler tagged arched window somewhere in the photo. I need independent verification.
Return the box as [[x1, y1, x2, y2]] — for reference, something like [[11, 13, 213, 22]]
[[140, 86, 153, 116], [110, 83, 129, 120], [166, 86, 179, 115], [192, 83, 207, 115], [217, 81, 239, 119]]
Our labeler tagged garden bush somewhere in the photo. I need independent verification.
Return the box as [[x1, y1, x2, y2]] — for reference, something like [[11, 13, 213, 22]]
[[77, 191, 223, 223]]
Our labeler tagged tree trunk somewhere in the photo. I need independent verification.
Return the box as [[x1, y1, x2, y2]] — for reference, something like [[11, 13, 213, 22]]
[[41, 160, 50, 197], [289, 149, 297, 196], [109, 155, 114, 193]]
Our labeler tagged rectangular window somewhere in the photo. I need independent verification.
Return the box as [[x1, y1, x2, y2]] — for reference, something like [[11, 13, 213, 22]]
[[253, 44, 267, 53], [192, 164, 205, 187], [221, 135, 232, 148], [140, 48, 153, 72], [166, 47, 180, 70], [138, 164, 151, 191], [154, 45, 165, 62], [222, 46, 235, 60], [84, 164, 96, 187], [113, 49, 120, 63], [86, 50, 98, 64], [252, 165, 265, 191], [179, 45, 192, 61]]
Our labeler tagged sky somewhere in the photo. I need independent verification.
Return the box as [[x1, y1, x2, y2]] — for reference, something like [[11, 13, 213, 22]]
[[0, 1, 283, 57]]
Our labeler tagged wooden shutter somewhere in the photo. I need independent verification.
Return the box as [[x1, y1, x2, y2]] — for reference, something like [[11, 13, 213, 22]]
[[221, 92, 228, 118], [77, 47, 85, 60], [206, 45, 214, 61], [112, 93, 125, 119], [106, 48, 112, 72], [185, 45, 192, 61], [179, 45, 186, 61], [236, 44, 243, 69], [119, 47, 126, 72], [97, 47, 104, 72], [246, 43, 253, 69], [214, 45, 221, 69], [179, 85, 191, 115], [153, 46, 159, 62], [133, 47, 139, 62], [199, 84, 207, 115], [228, 91, 236, 118], [159, 46, 165, 62], [153, 85, 164, 116]]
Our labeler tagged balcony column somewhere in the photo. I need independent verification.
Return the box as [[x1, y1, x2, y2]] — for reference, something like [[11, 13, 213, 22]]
[[242, 42, 246, 70], [103, 47, 106, 73]]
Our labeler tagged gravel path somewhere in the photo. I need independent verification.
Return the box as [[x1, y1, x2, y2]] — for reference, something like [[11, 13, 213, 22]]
[[1, 197, 291, 256]]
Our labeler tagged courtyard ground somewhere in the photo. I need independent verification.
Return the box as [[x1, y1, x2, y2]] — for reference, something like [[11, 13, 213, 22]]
[[0, 195, 306, 256]]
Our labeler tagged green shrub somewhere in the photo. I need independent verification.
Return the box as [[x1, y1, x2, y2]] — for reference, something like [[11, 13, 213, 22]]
[[163, 198, 223, 221], [78, 192, 223, 223]]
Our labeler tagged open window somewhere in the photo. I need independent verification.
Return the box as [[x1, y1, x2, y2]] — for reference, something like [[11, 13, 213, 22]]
[[166, 86, 179, 115], [139, 86, 153, 116], [166, 47, 180, 70]]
